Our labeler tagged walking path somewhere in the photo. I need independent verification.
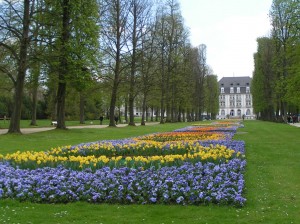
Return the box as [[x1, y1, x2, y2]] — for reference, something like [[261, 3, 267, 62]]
[[0, 122, 160, 135], [289, 123, 300, 128]]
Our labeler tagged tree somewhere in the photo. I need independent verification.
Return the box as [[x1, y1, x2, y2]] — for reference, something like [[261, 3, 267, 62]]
[[68, 0, 100, 124], [270, 0, 300, 121], [127, 0, 153, 126], [42, 0, 99, 128], [27, 0, 46, 126], [153, 0, 189, 123], [204, 73, 219, 120], [0, 0, 34, 133], [252, 37, 277, 121], [189, 45, 207, 121], [139, 20, 160, 125], [99, 0, 131, 127]]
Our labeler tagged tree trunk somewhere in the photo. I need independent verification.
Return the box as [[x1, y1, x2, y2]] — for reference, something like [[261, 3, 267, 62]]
[[56, 82, 67, 129], [30, 64, 40, 126], [108, 0, 122, 127], [160, 102, 165, 124], [79, 92, 85, 124], [56, 0, 70, 130], [124, 98, 128, 123], [30, 82, 38, 126], [160, 61, 165, 124], [141, 94, 146, 126], [128, 3, 138, 127], [155, 108, 159, 122], [128, 95, 135, 126], [151, 107, 154, 122], [109, 83, 118, 127], [8, 0, 31, 134], [50, 88, 57, 121]]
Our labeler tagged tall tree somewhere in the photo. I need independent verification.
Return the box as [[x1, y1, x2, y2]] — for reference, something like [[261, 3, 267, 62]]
[[42, 0, 99, 128], [204, 73, 219, 120], [127, 0, 152, 126], [153, 0, 187, 123], [99, 0, 130, 126], [0, 0, 34, 133], [189, 44, 207, 121], [270, 0, 300, 121], [139, 20, 159, 125], [27, 0, 46, 126], [164, 0, 184, 122], [69, 0, 100, 124], [54, 0, 71, 129], [254, 37, 278, 121]]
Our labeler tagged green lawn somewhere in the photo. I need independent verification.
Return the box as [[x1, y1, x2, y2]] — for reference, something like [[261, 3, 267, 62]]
[[0, 117, 153, 129], [0, 118, 114, 129], [0, 120, 299, 224]]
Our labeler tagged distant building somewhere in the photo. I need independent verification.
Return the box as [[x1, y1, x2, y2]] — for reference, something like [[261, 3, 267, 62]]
[[217, 76, 255, 119]]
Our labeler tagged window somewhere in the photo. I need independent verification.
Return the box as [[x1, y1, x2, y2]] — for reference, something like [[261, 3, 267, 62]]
[[221, 110, 225, 115], [237, 87, 240, 93], [230, 87, 234, 93], [246, 87, 250, 93], [221, 87, 224, 93]]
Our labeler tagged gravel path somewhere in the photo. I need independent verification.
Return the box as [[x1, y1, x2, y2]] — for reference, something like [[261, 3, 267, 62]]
[[0, 122, 160, 135]]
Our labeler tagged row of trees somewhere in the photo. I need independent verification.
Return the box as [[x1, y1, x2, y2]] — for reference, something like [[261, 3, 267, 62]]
[[0, 0, 219, 133], [252, 0, 300, 122]]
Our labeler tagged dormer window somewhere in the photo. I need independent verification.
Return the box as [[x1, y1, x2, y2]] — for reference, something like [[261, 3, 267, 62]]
[[237, 87, 240, 93], [221, 87, 224, 93], [230, 87, 234, 93], [246, 86, 250, 93]]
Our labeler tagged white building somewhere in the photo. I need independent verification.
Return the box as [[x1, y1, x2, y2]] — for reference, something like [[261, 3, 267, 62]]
[[217, 76, 255, 119]]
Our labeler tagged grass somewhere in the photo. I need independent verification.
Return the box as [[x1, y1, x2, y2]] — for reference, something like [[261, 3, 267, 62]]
[[0, 122, 190, 154], [0, 120, 300, 223], [0, 117, 151, 129], [0, 119, 111, 129]]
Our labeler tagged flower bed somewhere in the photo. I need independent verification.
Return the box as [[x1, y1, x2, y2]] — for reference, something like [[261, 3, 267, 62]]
[[0, 121, 246, 206], [1, 143, 242, 170]]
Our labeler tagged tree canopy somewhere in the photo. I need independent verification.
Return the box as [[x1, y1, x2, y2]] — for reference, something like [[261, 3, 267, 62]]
[[0, 0, 219, 133]]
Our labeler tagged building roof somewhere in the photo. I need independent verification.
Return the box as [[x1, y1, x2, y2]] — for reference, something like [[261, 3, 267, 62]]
[[219, 76, 252, 87]]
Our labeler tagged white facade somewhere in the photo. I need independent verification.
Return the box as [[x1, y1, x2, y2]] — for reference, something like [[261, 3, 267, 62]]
[[217, 76, 255, 119]]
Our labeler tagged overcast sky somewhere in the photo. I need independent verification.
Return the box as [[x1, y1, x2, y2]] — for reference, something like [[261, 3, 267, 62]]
[[178, 0, 273, 80]]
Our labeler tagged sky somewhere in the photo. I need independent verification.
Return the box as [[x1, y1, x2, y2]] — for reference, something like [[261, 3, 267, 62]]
[[179, 0, 273, 80]]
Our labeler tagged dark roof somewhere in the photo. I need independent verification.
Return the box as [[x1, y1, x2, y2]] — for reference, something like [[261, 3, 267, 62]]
[[219, 76, 252, 88]]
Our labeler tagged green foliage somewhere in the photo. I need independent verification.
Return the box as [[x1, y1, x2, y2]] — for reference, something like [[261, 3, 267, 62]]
[[0, 95, 12, 117], [0, 0, 219, 129], [267, 0, 300, 117], [252, 37, 277, 120], [254, 0, 300, 120], [204, 74, 219, 118]]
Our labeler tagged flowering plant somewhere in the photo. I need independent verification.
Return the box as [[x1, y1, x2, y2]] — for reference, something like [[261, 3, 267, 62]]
[[0, 121, 246, 206]]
